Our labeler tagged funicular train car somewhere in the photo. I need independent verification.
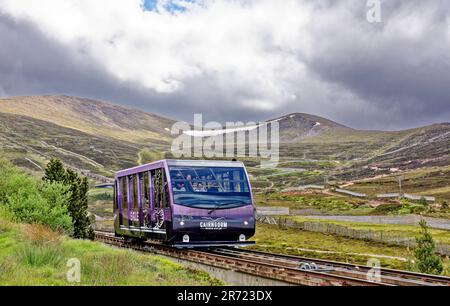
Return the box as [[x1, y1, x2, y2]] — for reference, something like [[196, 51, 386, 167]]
[[113, 160, 256, 247]]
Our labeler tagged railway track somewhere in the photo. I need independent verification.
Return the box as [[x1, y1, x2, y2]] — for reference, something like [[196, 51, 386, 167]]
[[94, 231, 450, 286], [208, 248, 450, 286]]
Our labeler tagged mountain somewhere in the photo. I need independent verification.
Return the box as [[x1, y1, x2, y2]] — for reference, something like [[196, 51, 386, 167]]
[[272, 112, 450, 170], [0, 95, 177, 178], [270, 113, 351, 142], [0, 95, 175, 144], [0, 95, 448, 182]]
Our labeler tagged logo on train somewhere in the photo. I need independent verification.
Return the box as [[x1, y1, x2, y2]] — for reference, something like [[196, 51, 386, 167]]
[[200, 217, 228, 230]]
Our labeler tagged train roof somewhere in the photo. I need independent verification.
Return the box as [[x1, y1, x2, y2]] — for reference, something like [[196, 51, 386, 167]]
[[115, 159, 245, 178], [166, 159, 244, 167]]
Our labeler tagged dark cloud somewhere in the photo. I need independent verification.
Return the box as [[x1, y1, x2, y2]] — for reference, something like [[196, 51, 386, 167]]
[[304, 0, 450, 129], [0, 1, 449, 130]]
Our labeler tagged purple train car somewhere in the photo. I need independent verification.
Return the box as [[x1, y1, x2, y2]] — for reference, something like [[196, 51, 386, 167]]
[[113, 159, 256, 248]]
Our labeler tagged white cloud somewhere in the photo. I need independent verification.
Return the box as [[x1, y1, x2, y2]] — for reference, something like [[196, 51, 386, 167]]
[[0, 0, 312, 100], [0, 0, 449, 129]]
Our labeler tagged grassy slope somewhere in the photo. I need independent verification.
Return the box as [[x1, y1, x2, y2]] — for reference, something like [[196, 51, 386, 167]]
[[0, 218, 222, 286], [254, 192, 373, 215], [251, 223, 411, 270], [0, 95, 175, 144], [289, 216, 450, 245], [349, 166, 450, 199], [0, 112, 145, 176], [251, 223, 450, 274]]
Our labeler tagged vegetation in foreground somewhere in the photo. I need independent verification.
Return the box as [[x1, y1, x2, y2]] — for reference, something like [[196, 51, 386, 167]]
[[0, 212, 222, 286], [43, 158, 94, 239], [0, 158, 73, 232], [0, 157, 94, 239], [0, 157, 221, 286], [413, 220, 444, 275]]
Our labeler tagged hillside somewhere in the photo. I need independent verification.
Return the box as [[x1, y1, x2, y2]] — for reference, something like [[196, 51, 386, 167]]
[[0, 95, 178, 177], [0, 95, 175, 144], [276, 114, 450, 169], [0, 214, 221, 285], [0, 112, 144, 177], [0, 95, 448, 189], [273, 113, 352, 142]]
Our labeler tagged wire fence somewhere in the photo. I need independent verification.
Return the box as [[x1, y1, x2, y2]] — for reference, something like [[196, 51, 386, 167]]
[[256, 215, 450, 256]]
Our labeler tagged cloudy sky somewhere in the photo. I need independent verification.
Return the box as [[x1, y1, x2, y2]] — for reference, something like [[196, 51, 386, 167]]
[[0, 0, 449, 130]]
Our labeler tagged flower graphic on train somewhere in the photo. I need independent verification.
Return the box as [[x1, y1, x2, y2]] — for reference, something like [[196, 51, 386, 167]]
[[153, 208, 165, 230]]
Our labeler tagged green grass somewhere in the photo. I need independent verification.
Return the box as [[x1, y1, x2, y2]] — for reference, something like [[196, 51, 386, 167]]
[[288, 216, 450, 245], [349, 166, 450, 201], [0, 217, 222, 286], [254, 190, 450, 218], [251, 223, 411, 270], [251, 222, 450, 274], [254, 192, 374, 215]]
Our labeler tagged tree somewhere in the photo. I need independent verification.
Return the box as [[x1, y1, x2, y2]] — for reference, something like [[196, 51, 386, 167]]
[[43, 158, 66, 183], [0, 158, 73, 232], [413, 219, 443, 275], [43, 159, 94, 239], [418, 197, 428, 206]]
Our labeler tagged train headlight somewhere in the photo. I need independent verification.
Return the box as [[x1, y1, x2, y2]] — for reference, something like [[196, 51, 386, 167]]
[[183, 235, 190, 243], [239, 234, 246, 242], [244, 221, 249, 226], [179, 220, 185, 226]]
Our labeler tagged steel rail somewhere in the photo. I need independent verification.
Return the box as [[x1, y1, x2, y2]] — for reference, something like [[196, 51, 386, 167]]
[[208, 247, 450, 286], [94, 232, 380, 286]]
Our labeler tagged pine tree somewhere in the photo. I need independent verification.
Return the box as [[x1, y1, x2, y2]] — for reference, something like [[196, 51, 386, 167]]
[[43, 159, 94, 239], [442, 201, 449, 210], [43, 158, 66, 183], [418, 197, 428, 206], [414, 219, 443, 275]]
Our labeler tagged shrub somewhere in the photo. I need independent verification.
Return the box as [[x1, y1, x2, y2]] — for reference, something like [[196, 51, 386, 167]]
[[418, 197, 429, 206], [0, 207, 15, 233], [0, 158, 73, 233], [413, 219, 443, 275], [5, 182, 72, 232], [18, 244, 64, 267], [371, 203, 402, 215], [22, 224, 62, 246], [43, 159, 94, 239]]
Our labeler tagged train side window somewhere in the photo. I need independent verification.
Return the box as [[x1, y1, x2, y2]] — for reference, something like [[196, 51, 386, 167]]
[[162, 170, 170, 208], [139, 172, 150, 209], [120, 177, 128, 211], [120, 177, 128, 226], [129, 175, 138, 211], [113, 180, 117, 213], [152, 168, 163, 209]]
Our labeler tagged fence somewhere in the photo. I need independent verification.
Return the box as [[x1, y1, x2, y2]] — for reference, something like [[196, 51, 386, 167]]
[[282, 185, 325, 192], [255, 207, 290, 216], [404, 194, 436, 202], [377, 193, 400, 199], [376, 193, 436, 202], [256, 215, 450, 256], [334, 188, 367, 198]]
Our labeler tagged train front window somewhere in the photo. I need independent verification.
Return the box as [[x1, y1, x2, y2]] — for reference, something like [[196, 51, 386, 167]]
[[169, 166, 252, 209]]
